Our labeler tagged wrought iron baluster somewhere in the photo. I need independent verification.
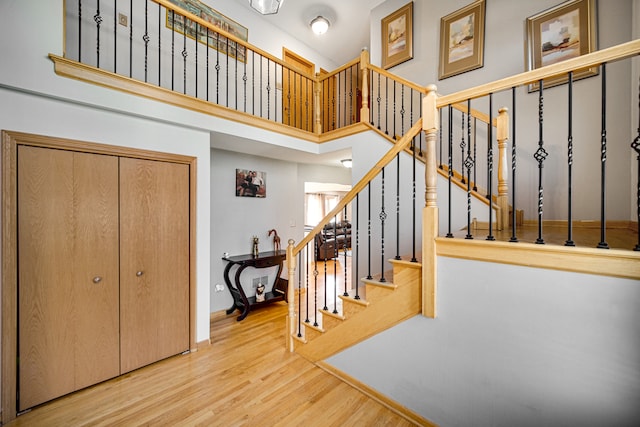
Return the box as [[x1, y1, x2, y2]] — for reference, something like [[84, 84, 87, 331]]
[[171, 10, 175, 91], [460, 110, 466, 184], [182, 21, 187, 95], [487, 93, 496, 241], [465, 99, 474, 240], [380, 167, 387, 282], [439, 108, 443, 169], [113, 0, 116, 74], [633, 75, 640, 251], [376, 73, 381, 130], [128, 0, 132, 77], [78, 0, 82, 62], [157, 2, 161, 86], [94, 0, 102, 68], [206, 28, 209, 101], [332, 217, 338, 314], [226, 38, 229, 107], [242, 47, 247, 111], [143, 0, 149, 83], [234, 43, 238, 110], [367, 182, 372, 280], [385, 76, 389, 135], [597, 63, 610, 249], [355, 194, 361, 299], [313, 239, 319, 326], [392, 80, 397, 138], [343, 206, 349, 297], [510, 87, 519, 242], [473, 118, 478, 191], [259, 55, 263, 118], [534, 80, 548, 244], [565, 72, 575, 246], [446, 105, 453, 238], [395, 153, 401, 260], [215, 32, 220, 104], [400, 85, 405, 137], [195, 21, 198, 99]]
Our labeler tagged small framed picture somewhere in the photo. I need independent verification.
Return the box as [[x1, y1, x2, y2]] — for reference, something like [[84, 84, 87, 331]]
[[236, 169, 266, 198], [439, 0, 486, 80], [525, 0, 598, 92], [381, 2, 413, 70]]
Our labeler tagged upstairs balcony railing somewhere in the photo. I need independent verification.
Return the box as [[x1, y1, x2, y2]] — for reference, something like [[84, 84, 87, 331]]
[[61, 0, 424, 141]]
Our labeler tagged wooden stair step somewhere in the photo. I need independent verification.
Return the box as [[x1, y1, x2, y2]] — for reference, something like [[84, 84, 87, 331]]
[[339, 295, 369, 318], [320, 309, 345, 329]]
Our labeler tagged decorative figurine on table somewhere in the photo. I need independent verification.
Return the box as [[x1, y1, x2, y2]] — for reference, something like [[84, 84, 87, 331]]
[[255, 281, 266, 302], [252, 236, 259, 257], [268, 229, 281, 252]]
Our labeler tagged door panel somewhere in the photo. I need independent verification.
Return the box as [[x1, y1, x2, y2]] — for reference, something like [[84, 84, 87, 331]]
[[119, 158, 190, 373], [283, 48, 314, 131], [18, 146, 120, 410]]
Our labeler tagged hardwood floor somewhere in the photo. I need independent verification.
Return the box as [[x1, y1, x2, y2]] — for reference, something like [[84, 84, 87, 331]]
[[7, 302, 417, 426]]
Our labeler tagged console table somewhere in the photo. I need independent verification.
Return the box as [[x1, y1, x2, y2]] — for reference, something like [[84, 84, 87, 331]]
[[222, 250, 288, 321]]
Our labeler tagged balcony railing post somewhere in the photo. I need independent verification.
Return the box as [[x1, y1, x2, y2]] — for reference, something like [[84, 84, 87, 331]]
[[422, 84, 438, 318], [360, 48, 370, 125], [497, 107, 509, 231], [286, 239, 297, 352]]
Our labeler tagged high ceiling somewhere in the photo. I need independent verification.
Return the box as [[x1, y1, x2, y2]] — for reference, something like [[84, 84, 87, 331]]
[[237, 0, 386, 67]]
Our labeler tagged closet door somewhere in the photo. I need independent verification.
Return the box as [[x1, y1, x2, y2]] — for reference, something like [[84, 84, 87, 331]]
[[18, 146, 120, 411], [119, 157, 190, 373]]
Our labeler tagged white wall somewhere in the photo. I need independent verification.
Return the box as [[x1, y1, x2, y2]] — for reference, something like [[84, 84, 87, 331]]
[[372, 0, 637, 221], [328, 257, 640, 426]]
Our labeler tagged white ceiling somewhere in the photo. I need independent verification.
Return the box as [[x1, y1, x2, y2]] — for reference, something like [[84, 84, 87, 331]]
[[238, 0, 386, 67]]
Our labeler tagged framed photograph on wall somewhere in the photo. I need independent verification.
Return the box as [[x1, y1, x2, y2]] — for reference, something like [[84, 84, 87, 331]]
[[525, 0, 598, 92], [381, 2, 413, 70], [438, 0, 486, 80], [236, 169, 266, 198]]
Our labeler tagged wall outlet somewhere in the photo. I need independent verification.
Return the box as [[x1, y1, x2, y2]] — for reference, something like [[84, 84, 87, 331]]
[[118, 13, 128, 27], [215, 283, 224, 292]]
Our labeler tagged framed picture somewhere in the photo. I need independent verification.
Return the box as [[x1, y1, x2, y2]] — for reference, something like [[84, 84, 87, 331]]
[[381, 2, 413, 70], [439, 0, 486, 80], [525, 0, 598, 92], [166, 0, 248, 63], [236, 169, 266, 198]]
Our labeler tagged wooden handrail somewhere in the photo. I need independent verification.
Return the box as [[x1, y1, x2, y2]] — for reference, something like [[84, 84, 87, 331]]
[[366, 63, 428, 95], [292, 119, 424, 254], [437, 39, 640, 107]]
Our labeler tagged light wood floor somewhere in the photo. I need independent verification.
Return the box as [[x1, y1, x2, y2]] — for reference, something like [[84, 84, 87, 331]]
[[7, 302, 416, 426]]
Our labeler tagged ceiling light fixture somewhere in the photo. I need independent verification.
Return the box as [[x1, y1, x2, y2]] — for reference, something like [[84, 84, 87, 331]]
[[341, 159, 352, 168], [249, 0, 284, 15], [310, 16, 330, 35]]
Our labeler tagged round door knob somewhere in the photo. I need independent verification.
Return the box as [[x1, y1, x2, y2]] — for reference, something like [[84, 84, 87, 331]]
[[93, 276, 102, 284], [136, 271, 144, 277]]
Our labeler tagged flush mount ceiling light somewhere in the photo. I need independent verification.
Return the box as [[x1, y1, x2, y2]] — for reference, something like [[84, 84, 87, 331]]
[[249, 0, 284, 15], [310, 16, 330, 35], [341, 159, 352, 168]]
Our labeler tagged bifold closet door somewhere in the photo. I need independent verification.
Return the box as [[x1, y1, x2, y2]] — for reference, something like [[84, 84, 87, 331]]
[[119, 157, 190, 373], [18, 146, 120, 411]]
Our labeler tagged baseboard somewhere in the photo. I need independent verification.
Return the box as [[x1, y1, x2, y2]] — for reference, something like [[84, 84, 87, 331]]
[[316, 361, 438, 427]]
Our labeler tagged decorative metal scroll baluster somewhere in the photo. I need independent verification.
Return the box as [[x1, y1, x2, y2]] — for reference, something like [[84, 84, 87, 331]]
[[251, 51, 255, 116], [233, 46, 237, 110], [473, 118, 478, 191], [411, 135, 418, 262], [331, 218, 338, 314], [509, 87, 518, 243], [226, 38, 230, 107], [195, 23, 199, 99], [400, 85, 405, 137], [376, 73, 381, 130], [379, 167, 387, 282], [385, 77, 389, 135], [113, 0, 116, 74], [446, 105, 453, 238], [355, 194, 361, 299], [392, 81, 397, 138], [313, 239, 319, 326], [94, 0, 102, 68], [597, 63, 609, 249], [459, 111, 466, 184], [395, 153, 401, 260], [305, 244, 310, 323], [465, 99, 474, 240], [323, 227, 328, 311], [143, 0, 150, 82], [242, 49, 247, 112], [633, 75, 640, 251], [343, 207, 349, 297], [273, 62, 277, 123], [215, 33, 220, 104], [206, 28, 210, 101], [78, 1, 82, 62], [171, 10, 175, 91], [487, 93, 495, 241], [534, 80, 548, 244], [182, 25, 187, 95], [157, 2, 161, 86], [297, 253, 302, 338], [129, 0, 133, 77], [367, 182, 372, 280], [259, 57, 263, 117], [565, 72, 575, 246]]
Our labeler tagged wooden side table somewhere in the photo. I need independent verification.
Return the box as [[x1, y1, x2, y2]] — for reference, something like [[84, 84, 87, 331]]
[[222, 250, 288, 321]]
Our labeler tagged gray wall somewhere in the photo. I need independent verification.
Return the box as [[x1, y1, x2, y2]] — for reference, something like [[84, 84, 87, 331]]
[[327, 257, 640, 426]]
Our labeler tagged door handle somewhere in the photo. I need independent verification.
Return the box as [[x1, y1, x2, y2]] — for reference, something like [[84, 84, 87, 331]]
[[136, 271, 144, 277], [93, 276, 102, 284]]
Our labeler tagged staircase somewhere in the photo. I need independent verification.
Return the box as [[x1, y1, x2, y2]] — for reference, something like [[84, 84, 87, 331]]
[[293, 258, 422, 362]]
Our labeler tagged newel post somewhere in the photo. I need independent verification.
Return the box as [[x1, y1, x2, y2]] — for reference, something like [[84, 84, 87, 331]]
[[285, 239, 297, 352], [497, 107, 510, 231], [422, 85, 439, 318], [359, 48, 370, 124]]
